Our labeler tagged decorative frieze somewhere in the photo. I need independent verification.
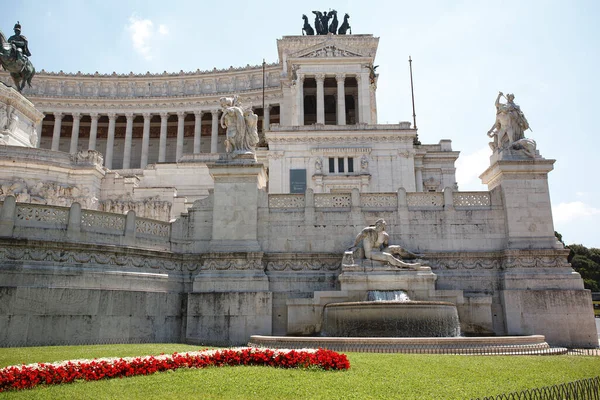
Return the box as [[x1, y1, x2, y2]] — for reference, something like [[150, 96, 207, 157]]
[[426, 249, 571, 270], [266, 260, 341, 272]]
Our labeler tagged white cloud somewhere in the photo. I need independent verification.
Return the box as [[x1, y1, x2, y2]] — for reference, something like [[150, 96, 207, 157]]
[[455, 146, 490, 190], [158, 25, 169, 35], [127, 15, 169, 61], [552, 201, 600, 224]]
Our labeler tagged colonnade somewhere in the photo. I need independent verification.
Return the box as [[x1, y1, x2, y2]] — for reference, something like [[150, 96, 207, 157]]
[[295, 72, 370, 126], [44, 106, 275, 169]]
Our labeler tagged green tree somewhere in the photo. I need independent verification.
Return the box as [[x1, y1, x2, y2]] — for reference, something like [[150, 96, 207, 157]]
[[567, 243, 600, 292]]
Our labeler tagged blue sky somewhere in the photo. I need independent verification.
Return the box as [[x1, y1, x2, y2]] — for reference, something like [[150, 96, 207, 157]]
[[2, 0, 599, 247]]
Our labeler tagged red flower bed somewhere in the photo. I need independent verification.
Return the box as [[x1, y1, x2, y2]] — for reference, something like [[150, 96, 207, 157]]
[[0, 347, 350, 392]]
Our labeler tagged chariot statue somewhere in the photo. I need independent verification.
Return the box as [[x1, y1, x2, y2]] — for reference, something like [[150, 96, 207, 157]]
[[302, 11, 350, 35], [0, 22, 35, 92]]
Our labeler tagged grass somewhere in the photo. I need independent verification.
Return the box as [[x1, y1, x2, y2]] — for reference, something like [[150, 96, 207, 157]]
[[0, 344, 599, 399]]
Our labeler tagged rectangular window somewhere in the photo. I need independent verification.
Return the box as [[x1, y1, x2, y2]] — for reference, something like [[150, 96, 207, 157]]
[[328, 158, 335, 173], [338, 157, 344, 173], [348, 157, 354, 173]]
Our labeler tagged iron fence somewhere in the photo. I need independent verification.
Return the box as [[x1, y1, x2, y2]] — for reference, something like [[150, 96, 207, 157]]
[[472, 376, 599, 400]]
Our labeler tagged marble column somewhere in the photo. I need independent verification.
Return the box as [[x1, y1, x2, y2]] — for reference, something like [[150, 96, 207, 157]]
[[355, 75, 363, 124], [51, 112, 63, 151], [158, 112, 168, 162], [122, 112, 134, 169], [140, 112, 151, 168], [211, 109, 219, 153], [415, 166, 423, 192], [316, 74, 325, 124], [297, 74, 304, 126], [358, 72, 371, 124], [263, 105, 270, 132], [193, 111, 202, 154], [88, 113, 99, 151], [336, 74, 346, 125], [105, 113, 116, 169], [69, 112, 81, 153], [35, 120, 42, 148], [176, 111, 185, 161]]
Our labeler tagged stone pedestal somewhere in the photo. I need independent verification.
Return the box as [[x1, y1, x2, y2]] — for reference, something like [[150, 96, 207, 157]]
[[338, 263, 436, 301], [0, 84, 44, 147], [481, 157, 598, 347], [187, 161, 271, 345], [207, 160, 267, 252], [188, 252, 272, 346], [480, 157, 559, 250]]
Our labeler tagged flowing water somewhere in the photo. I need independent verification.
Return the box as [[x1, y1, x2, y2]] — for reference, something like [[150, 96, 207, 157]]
[[322, 290, 461, 337]]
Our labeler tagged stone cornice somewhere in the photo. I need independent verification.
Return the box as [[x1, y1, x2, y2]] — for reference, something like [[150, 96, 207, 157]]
[[310, 147, 372, 155], [0, 84, 45, 123], [266, 127, 415, 144], [277, 34, 379, 64], [0, 65, 283, 102], [30, 91, 284, 114], [29, 62, 280, 78]]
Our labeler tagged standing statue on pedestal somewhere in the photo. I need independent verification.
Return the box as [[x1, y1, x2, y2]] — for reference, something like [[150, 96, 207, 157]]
[[487, 92, 536, 157], [219, 95, 259, 155], [0, 22, 35, 92], [487, 92, 530, 148], [349, 219, 421, 269]]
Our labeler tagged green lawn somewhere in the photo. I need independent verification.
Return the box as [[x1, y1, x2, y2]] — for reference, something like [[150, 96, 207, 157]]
[[0, 344, 599, 399]]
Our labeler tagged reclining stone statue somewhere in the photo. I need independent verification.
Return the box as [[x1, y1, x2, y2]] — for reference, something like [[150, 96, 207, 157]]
[[347, 219, 421, 269]]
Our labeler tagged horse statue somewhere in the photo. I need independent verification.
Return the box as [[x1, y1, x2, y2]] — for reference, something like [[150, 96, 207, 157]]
[[328, 10, 338, 34], [302, 14, 314, 35], [312, 11, 325, 35], [338, 13, 351, 35], [0, 28, 35, 92]]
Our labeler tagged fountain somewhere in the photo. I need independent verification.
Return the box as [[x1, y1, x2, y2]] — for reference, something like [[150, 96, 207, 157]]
[[248, 220, 567, 355], [322, 290, 460, 338]]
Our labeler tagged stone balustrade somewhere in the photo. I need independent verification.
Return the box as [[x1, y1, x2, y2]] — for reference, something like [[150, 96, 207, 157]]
[[267, 190, 493, 211], [0, 196, 170, 251]]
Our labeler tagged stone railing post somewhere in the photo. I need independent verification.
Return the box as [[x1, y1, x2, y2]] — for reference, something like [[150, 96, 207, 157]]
[[351, 188, 362, 227], [0, 195, 16, 237], [443, 187, 454, 211], [396, 187, 409, 237], [67, 202, 82, 240], [304, 188, 314, 224], [124, 210, 136, 245]]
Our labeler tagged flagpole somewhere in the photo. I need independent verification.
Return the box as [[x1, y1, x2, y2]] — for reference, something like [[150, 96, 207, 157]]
[[409, 56, 417, 130]]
